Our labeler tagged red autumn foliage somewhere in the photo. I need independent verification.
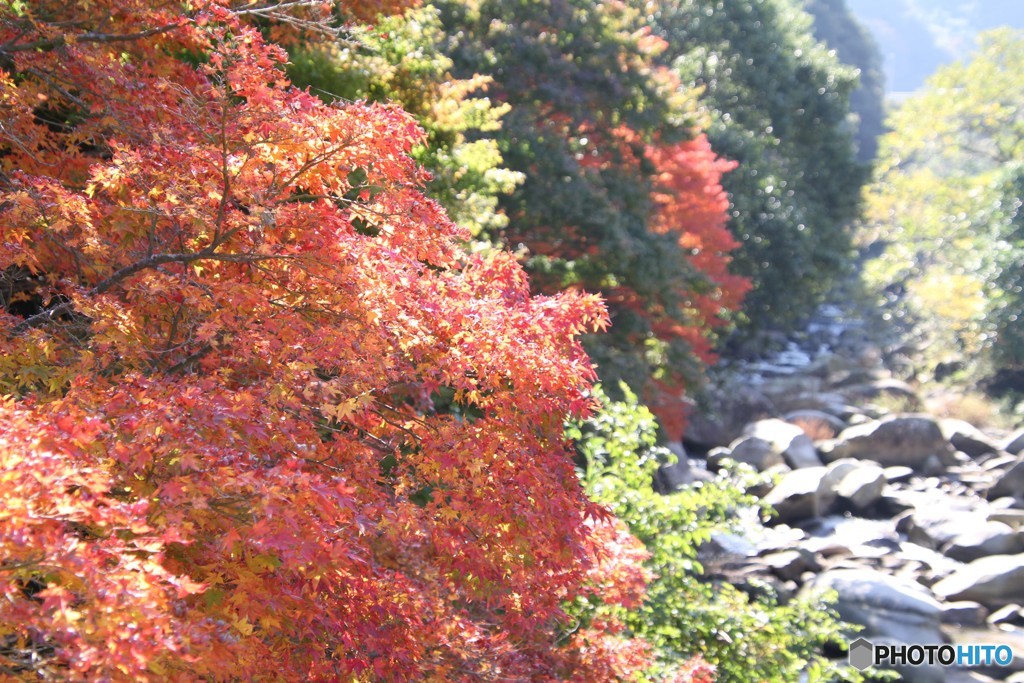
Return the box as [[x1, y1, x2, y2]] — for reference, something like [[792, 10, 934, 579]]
[[0, 1, 713, 680]]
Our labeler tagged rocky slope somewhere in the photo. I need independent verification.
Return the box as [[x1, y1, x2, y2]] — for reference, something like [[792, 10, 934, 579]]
[[677, 307, 1024, 682]]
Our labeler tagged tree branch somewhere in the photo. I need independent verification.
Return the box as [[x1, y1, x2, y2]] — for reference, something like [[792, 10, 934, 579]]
[[12, 249, 294, 334], [0, 22, 185, 55]]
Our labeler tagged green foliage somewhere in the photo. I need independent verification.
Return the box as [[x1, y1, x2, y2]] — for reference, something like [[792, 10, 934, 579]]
[[656, 0, 865, 333], [569, 386, 859, 682], [287, 7, 523, 237], [862, 29, 1024, 383], [432, 0, 714, 393]]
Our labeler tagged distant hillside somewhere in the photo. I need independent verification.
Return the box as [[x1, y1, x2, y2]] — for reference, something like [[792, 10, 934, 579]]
[[847, 0, 1024, 93]]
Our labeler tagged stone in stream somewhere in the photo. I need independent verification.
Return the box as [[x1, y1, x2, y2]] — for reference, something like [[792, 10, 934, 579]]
[[941, 521, 1024, 562], [840, 378, 923, 411], [740, 418, 822, 469], [763, 467, 833, 524], [819, 414, 955, 470], [940, 601, 989, 627], [1001, 427, 1024, 456], [831, 462, 887, 512], [940, 418, 1001, 458], [932, 554, 1024, 608], [804, 568, 946, 681], [987, 454, 1024, 501]]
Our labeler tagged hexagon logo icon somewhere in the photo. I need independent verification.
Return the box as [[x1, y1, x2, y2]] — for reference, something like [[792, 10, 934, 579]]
[[848, 637, 874, 671]]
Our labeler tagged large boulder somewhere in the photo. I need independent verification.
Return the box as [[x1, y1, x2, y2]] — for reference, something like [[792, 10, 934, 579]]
[[941, 521, 1024, 562], [899, 506, 986, 550], [940, 418, 1000, 458], [988, 454, 1024, 500], [763, 467, 833, 524], [740, 418, 822, 469], [715, 437, 786, 472], [803, 568, 943, 646], [932, 554, 1024, 608], [818, 414, 954, 470], [832, 463, 887, 512]]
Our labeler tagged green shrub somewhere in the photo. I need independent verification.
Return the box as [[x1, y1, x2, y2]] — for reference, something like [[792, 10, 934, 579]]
[[569, 385, 863, 682]]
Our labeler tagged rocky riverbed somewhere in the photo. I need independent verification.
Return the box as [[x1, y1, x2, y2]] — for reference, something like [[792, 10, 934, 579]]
[[673, 306, 1024, 682]]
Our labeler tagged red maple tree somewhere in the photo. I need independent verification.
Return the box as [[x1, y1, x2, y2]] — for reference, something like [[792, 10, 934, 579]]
[[0, 1, 700, 680]]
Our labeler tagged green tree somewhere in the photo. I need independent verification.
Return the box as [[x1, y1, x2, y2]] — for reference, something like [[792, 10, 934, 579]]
[[286, 7, 523, 238], [432, 0, 747, 397], [654, 0, 865, 333], [861, 28, 1024, 384]]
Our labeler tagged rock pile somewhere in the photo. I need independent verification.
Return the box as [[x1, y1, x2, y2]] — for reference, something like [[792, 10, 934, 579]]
[[678, 318, 1024, 682]]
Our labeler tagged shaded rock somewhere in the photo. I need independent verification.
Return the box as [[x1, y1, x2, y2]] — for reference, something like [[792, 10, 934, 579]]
[[741, 418, 822, 469], [987, 603, 1024, 627], [763, 467, 832, 524], [940, 601, 988, 626], [932, 554, 1024, 607], [988, 454, 1024, 501], [941, 419, 1001, 458], [775, 391, 865, 422], [803, 568, 943, 646], [1002, 428, 1024, 456], [715, 435, 787, 472], [942, 521, 1023, 562], [758, 548, 820, 582], [684, 387, 775, 449], [654, 442, 694, 492], [819, 414, 954, 470]]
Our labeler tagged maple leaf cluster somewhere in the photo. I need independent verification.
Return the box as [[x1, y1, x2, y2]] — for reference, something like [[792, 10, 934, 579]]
[[0, 1, 710, 680]]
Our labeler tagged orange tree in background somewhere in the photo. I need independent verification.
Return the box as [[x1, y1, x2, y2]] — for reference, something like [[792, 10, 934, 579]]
[[0, 1, 716, 680]]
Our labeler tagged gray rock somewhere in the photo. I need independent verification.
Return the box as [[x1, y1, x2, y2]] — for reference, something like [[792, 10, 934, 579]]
[[1002, 428, 1024, 455], [988, 454, 1024, 501], [758, 548, 820, 582], [941, 419, 1000, 458], [723, 434, 787, 471], [833, 463, 887, 512], [782, 408, 848, 437], [900, 506, 990, 552], [988, 509, 1024, 527], [940, 601, 988, 626], [942, 521, 1024, 562], [743, 418, 823, 469], [684, 387, 775, 448], [655, 442, 693, 491], [819, 414, 954, 470], [932, 554, 1024, 607], [987, 603, 1024, 627], [884, 466, 915, 483], [803, 568, 943, 646], [763, 467, 833, 524]]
